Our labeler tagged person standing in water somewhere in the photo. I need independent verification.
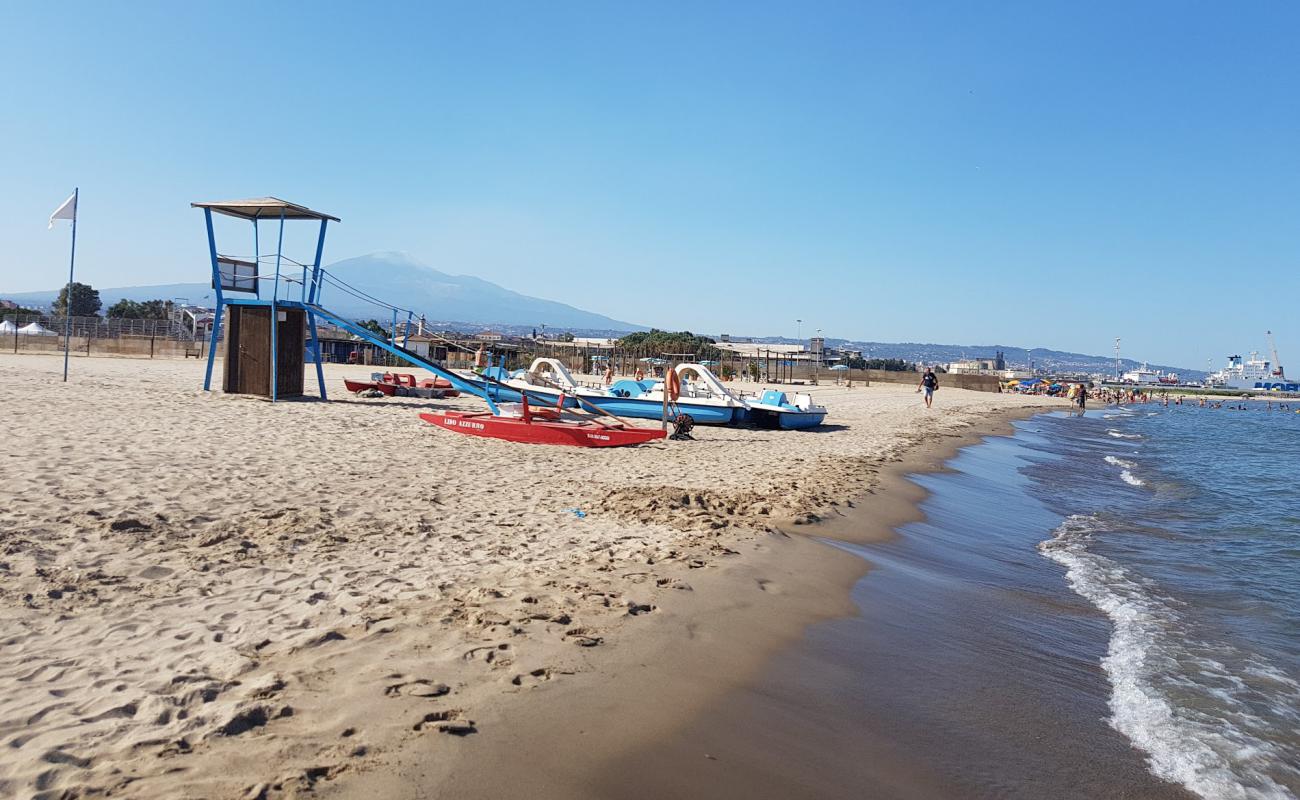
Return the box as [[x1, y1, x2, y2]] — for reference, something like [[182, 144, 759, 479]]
[[917, 367, 939, 408]]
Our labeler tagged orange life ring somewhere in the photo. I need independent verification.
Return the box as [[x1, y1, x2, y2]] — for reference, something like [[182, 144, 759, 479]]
[[665, 369, 681, 402]]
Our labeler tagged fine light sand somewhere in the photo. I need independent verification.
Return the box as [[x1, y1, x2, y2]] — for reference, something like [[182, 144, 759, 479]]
[[0, 354, 1058, 799]]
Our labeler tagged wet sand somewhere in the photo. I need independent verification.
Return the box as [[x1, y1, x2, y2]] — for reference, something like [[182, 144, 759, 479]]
[[324, 411, 1065, 799]]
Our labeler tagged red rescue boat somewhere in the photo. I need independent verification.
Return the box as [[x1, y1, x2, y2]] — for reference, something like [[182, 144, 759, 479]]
[[419, 406, 665, 448]]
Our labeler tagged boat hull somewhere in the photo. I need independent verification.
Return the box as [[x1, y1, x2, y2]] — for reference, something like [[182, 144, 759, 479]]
[[420, 412, 665, 447], [746, 407, 827, 430], [344, 378, 398, 396], [774, 410, 828, 429], [344, 377, 460, 398], [581, 395, 743, 425]]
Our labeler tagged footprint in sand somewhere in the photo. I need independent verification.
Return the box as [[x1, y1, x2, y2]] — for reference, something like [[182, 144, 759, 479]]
[[563, 628, 604, 647], [511, 667, 573, 688], [755, 578, 781, 594], [462, 643, 513, 668], [413, 709, 476, 736], [384, 679, 450, 699]]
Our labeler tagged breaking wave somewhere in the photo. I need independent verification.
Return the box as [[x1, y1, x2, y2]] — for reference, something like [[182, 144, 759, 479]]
[[1039, 515, 1300, 799], [1120, 470, 1145, 487]]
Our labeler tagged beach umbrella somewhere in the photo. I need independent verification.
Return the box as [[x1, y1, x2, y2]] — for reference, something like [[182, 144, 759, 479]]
[[829, 364, 849, 371]]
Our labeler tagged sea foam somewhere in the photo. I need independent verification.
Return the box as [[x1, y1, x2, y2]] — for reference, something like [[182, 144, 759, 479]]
[[1120, 470, 1145, 487], [1039, 515, 1300, 800]]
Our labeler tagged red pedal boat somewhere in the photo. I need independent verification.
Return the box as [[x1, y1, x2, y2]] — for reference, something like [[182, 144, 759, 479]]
[[345, 372, 460, 398], [419, 406, 665, 448]]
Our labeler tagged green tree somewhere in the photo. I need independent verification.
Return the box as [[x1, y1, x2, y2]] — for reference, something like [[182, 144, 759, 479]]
[[55, 282, 101, 317], [107, 299, 146, 319], [141, 300, 171, 319], [357, 319, 389, 338], [107, 299, 173, 319], [616, 329, 721, 360]]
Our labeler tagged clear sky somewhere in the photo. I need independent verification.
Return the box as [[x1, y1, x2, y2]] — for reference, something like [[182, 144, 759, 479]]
[[2, 1, 1297, 369]]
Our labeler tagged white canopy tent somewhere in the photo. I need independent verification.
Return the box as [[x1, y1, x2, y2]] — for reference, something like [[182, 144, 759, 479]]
[[18, 322, 57, 336], [0, 320, 16, 333]]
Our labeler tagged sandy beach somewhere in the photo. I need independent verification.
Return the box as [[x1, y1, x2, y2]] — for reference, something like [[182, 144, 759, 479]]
[[0, 353, 1057, 799]]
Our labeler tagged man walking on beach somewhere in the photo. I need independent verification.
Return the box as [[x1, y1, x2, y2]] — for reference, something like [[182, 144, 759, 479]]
[[918, 367, 938, 408]]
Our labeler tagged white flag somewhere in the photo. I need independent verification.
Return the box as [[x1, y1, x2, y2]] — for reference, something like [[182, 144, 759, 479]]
[[48, 192, 77, 229]]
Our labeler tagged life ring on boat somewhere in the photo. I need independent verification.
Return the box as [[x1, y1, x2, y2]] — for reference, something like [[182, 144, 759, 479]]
[[665, 369, 681, 402]]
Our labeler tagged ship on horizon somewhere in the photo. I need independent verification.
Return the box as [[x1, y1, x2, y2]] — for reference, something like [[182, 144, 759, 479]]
[[1207, 332, 1296, 391]]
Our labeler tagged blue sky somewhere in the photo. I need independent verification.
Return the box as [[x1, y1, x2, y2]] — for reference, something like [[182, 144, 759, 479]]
[[2, 1, 1297, 369]]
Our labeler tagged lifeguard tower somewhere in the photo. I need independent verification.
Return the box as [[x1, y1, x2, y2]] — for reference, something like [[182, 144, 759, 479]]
[[193, 198, 339, 401]]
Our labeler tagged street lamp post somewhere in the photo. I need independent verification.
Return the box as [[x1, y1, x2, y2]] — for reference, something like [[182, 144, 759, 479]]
[[814, 328, 822, 382]]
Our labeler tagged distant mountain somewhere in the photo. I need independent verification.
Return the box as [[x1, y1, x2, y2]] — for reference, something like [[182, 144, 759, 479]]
[[322, 253, 645, 331], [0, 252, 646, 332], [2, 283, 214, 310]]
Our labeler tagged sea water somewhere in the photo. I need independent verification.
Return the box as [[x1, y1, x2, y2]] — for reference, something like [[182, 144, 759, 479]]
[[810, 404, 1300, 799], [1034, 405, 1300, 798]]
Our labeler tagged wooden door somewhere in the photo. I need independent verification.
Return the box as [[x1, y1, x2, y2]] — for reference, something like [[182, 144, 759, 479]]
[[276, 308, 305, 398], [223, 306, 271, 396]]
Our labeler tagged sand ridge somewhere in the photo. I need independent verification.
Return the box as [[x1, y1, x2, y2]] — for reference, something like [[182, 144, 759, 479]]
[[0, 354, 1056, 798]]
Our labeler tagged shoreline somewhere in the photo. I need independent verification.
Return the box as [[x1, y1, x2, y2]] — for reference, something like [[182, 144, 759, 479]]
[[322, 406, 1048, 799]]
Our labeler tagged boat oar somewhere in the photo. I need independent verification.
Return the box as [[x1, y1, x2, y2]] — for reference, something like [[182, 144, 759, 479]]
[[531, 374, 637, 428]]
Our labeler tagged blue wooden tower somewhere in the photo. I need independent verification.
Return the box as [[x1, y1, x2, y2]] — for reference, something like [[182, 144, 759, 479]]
[[192, 198, 339, 402]]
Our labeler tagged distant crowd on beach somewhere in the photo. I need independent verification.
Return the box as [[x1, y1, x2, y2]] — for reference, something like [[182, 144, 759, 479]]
[[1004, 379, 1298, 414]]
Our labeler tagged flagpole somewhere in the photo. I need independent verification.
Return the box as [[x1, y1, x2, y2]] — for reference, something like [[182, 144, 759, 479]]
[[62, 187, 78, 382]]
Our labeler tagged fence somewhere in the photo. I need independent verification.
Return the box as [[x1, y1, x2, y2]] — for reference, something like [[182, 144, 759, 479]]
[[0, 313, 191, 339], [3, 330, 205, 359]]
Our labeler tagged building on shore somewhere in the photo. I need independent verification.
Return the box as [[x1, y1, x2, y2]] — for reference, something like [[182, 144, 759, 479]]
[[946, 351, 1007, 375]]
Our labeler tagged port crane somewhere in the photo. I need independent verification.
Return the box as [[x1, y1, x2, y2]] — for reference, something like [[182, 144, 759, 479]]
[[1266, 330, 1284, 377]]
